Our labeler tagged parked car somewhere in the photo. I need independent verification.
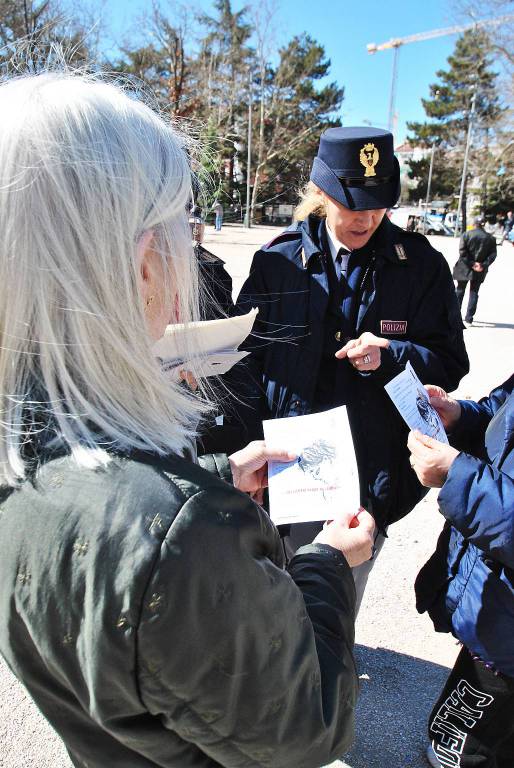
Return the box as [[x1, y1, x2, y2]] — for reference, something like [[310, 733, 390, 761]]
[[390, 208, 452, 236], [421, 214, 453, 236], [443, 212, 462, 233]]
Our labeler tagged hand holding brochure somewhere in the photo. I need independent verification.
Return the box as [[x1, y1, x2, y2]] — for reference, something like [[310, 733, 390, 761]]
[[263, 406, 360, 526], [384, 361, 449, 443], [152, 309, 257, 379]]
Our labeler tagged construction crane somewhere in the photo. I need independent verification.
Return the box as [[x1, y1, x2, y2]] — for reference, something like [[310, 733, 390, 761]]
[[367, 14, 514, 132]]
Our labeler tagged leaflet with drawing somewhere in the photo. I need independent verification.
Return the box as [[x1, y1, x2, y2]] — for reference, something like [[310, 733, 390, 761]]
[[263, 406, 360, 526], [152, 308, 257, 379], [384, 361, 449, 443]]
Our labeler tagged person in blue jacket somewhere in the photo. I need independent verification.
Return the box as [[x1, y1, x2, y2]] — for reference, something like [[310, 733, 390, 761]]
[[234, 126, 469, 609], [408, 374, 514, 768]]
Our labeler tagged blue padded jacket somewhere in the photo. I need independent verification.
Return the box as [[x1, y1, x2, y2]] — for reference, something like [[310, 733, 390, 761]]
[[416, 374, 514, 677]]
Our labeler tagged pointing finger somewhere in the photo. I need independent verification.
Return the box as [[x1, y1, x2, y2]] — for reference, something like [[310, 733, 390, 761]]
[[345, 345, 364, 360], [335, 338, 358, 359]]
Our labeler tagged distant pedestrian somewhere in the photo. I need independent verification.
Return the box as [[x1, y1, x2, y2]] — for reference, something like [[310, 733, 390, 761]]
[[408, 374, 514, 768], [212, 199, 224, 230], [189, 203, 205, 244], [453, 217, 496, 326]]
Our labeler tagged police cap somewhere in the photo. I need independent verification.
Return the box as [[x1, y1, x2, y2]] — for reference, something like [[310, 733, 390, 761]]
[[310, 126, 401, 211]]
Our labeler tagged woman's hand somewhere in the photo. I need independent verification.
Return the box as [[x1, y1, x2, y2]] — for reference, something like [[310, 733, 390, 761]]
[[314, 508, 376, 568], [407, 430, 460, 488], [229, 441, 297, 502], [335, 332, 389, 372], [424, 385, 461, 431]]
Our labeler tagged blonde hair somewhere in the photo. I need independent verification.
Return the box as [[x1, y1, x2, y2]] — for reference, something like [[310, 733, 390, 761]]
[[0, 72, 207, 486], [293, 181, 327, 221]]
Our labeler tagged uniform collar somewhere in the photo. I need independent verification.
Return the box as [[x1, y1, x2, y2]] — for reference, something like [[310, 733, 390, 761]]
[[369, 215, 394, 260], [373, 216, 411, 265], [325, 222, 351, 265], [299, 216, 322, 261], [342, 214, 408, 265], [300, 215, 353, 267], [301, 214, 399, 267]]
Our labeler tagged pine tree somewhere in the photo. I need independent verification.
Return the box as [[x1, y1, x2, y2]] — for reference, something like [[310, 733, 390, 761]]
[[114, 2, 346, 221], [407, 29, 502, 228], [248, 34, 343, 217], [112, 3, 197, 118], [0, 0, 94, 74], [192, 0, 255, 207], [480, 132, 514, 215]]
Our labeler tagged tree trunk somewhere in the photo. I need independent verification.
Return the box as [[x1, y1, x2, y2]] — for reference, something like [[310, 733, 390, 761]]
[[462, 178, 467, 232], [481, 130, 489, 212], [250, 166, 261, 223], [228, 155, 234, 200], [250, 68, 266, 223]]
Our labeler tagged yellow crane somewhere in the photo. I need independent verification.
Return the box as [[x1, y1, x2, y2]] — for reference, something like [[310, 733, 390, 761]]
[[367, 14, 514, 132]]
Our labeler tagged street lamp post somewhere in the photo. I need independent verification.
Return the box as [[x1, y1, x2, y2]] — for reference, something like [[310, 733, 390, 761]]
[[423, 90, 439, 235], [423, 143, 436, 235], [244, 80, 253, 229], [454, 89, 477, 238]]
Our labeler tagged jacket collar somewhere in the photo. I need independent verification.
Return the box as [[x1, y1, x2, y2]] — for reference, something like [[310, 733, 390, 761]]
[[299, 216, 325, 266], [300, 213, 405, 267], [369, 216, 407, 264]]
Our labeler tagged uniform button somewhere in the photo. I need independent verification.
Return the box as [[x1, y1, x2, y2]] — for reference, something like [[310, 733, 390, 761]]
[[293, 400, 300, 408], [335, 331, 342, 341]]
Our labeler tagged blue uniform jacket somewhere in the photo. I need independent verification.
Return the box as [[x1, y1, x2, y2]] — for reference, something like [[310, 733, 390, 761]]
[[234, 215, 469, 529], [416, 375, 514, 677]]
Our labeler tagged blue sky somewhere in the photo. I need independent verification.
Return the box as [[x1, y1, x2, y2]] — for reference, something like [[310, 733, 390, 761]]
[[104, 0, 475, 143]]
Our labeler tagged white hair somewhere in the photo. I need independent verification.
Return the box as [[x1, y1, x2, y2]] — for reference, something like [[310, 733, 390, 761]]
[[0, 71, 208, 486]]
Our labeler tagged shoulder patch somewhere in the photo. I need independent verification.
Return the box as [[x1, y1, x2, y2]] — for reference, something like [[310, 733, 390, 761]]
[[395, 243, 408, 261]]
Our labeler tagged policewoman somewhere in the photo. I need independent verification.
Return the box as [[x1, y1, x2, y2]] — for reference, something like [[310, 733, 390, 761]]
[[235, 127, 469, 609]]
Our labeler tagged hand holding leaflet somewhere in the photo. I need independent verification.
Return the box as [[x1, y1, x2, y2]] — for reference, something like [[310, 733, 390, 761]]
[[384, 361, 449, 443], [152, 309, 257, 379], [263, 406, 360, 526], [315, 507, 375, 568]]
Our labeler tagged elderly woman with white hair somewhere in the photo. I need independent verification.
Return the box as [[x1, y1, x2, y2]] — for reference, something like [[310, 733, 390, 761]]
[[0, 73, 374, 768]]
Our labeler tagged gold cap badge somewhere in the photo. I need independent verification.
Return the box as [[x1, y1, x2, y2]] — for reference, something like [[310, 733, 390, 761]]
[[359, 143, 379, 177]]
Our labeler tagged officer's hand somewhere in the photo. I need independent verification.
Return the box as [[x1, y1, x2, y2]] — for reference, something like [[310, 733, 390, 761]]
[[314, 507, 375, 567], [407, 430, 459, 488], [335, 332, 390, 371], [424, 385, 461, 431], [229, 440, 297, 501]]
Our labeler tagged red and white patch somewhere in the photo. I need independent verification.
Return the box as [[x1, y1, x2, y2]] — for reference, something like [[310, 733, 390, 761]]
[[380, 320, 408, 335]]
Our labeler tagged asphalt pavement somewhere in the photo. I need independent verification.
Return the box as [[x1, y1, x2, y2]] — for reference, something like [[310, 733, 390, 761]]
[[1, 224, 512, 768]]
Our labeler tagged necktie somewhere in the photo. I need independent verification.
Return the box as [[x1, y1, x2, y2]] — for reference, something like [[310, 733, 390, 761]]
[[336, 248, 350, 281]]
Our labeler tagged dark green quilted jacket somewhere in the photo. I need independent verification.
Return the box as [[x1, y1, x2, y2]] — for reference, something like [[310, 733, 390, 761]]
[[0, 449, 357, 768]]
